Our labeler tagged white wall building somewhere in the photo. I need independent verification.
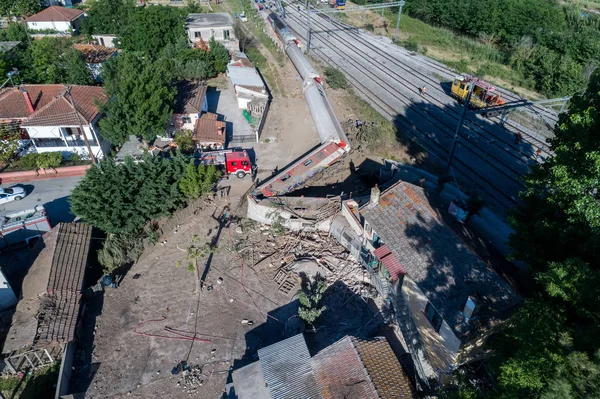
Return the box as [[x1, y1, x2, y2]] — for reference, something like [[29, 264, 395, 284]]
[[0, 85, 111, 160], [25, 6, 85, 35], [186, 13, 238, 51]]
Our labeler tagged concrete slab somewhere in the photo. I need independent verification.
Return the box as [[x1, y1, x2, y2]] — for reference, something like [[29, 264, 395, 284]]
[[206, 82, 255, 145]]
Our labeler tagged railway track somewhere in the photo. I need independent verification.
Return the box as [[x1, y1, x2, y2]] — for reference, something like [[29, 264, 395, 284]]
[[278, 9, 524, 210], [288, 7, 552, 155]]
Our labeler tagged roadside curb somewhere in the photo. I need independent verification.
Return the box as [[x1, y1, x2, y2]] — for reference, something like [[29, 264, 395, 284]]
[[0, 165, 91, 184]]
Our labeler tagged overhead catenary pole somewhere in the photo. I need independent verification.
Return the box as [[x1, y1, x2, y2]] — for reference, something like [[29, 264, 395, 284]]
[[307, 6, 312, 53], [446, 82, 474, 172], [395, 4, 402, 40], [65, 87, 97, 165]]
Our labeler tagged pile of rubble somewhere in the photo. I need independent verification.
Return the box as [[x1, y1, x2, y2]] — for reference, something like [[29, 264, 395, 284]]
[[176, 364, 203, 394], [229, 222, 379, 301]]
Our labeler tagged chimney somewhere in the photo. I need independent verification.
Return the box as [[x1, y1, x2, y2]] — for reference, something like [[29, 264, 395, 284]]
[[22, 89, 35, 115], [370, 184, 380, 206]]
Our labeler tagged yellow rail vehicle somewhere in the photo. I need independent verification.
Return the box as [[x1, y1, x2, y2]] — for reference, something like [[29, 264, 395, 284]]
[[451, 75, 505, 117]]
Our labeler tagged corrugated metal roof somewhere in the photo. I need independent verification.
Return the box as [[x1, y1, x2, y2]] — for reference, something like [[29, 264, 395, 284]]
[[227, 65, 264, 88], [258, 334, 322, 399]]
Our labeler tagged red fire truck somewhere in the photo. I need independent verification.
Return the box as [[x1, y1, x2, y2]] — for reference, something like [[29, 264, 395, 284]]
[[196, 149, 253, 179]]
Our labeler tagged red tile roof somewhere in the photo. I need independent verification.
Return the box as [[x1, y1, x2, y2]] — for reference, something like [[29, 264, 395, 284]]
[[25, 6, 84, 23], [312, 336, 379, 399], [174, 81, 207, 114], [373, 244, 406, 281], [38, 223, 92, 343], [312, 336, 417, 399], [0, 85, 108, 127], [354, 337, 417, 399], [192, 112, 225, 143], [0, 85, 64, 120]]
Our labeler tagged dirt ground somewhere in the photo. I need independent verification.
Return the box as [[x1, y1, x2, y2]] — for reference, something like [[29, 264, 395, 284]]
[[81, 193, 383, 398]]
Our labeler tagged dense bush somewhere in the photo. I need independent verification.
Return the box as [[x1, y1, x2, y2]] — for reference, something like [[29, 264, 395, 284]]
[[70, 153, 219, 233], [404, 0, 600, 96], [324, 66, 349, 90]]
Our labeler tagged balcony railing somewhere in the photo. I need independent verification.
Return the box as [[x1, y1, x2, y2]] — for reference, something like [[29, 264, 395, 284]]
[[33, 138, 98, 148]]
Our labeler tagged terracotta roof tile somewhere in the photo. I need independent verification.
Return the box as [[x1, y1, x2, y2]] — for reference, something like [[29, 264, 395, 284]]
[[174, 81, 207, 114], [312, 336, 379, 399], [25, 6, 84, 23], [16, 85, 108, 127], [192, 112, 225, 143], [72, 44, 117, 63], [38, 223, 92, 343], [0, 85, 65, 120], [353, 337, 417, 399]]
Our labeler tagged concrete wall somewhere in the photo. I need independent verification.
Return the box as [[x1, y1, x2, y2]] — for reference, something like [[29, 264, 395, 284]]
[[27, 20, 72, 32], [402, 277, 460, 380], [188, 25, 235, 42], [92, 34, 117, 48], [0, 270, 17, 311], [246, 196, 331, 232], [55, 341, 75, 399]]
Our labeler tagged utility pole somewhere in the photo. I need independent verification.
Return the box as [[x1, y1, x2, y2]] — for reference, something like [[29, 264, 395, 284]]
[[307, 7, 312, 53], [395, 3, 404, 40], [65, 87, 97, 165], [446, 82, 474, 172]]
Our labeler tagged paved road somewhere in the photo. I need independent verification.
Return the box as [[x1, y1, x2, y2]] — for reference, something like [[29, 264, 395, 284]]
[[0, 176, 82, 225]]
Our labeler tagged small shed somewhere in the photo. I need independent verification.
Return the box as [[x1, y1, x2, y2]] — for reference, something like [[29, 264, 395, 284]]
[[192, 112, 226, 150]]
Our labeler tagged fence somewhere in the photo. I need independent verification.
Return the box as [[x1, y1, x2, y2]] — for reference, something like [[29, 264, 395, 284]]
[[255, 97, 271, 141]]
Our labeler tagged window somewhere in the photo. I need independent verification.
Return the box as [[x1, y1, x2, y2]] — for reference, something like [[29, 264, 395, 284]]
[[231, 161, 237, 166], [223, 29, 230, 40], [303, 159, 313, 167], [182, 116, 192, 124], [280, 174, 291, 181], [424, 301, 443, 332], [459, 84, 465, 90], [63, 127, 81, 136], [194, 31, 201, 38], [241, 161, 249, 166]]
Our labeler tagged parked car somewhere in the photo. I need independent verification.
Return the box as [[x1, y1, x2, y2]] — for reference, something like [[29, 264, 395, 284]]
[[239, 13, 248, 22], [0, 186, 26, 204]]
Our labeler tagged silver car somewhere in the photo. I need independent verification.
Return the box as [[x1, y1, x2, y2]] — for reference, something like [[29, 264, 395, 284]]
[[0, 186, 26, 204]]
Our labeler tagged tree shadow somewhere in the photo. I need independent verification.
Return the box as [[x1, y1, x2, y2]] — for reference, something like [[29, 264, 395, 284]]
[[43, 196, 75, 225], [206, 87, 222, 114]]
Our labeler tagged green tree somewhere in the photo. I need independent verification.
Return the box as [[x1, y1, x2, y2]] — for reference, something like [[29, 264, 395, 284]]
[[70, 154, 188, 233], [0, 0, 42, 17], [98, 230, 145, 273], [297, 274, 328, 325], [62, 48, 93, 85], [118, 5, 186, 57], [0, 124, 21, 165], [173, 129, 195, 153], [494, 70, 600, 398], [27, 37, 69, 83], [0, 22, 28, 42], [178, 161, 219, 199], [208, 37, 230, 74], [81, 0, 135, 35], [100, 52, 176, 144]]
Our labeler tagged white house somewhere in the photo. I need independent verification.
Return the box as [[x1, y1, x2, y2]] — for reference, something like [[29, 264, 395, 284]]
[[166, 81, 208, 138], [0, 85, 110, 160], [25, 6, 85, 35], [227, 52, 268, 110], [186, 13, 238, 51]]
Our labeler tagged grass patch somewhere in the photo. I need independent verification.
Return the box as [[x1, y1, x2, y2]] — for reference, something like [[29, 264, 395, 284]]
[[0, 362, 60, 399], [342, 6, 545, 99], [324, 66, 349, 89]]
